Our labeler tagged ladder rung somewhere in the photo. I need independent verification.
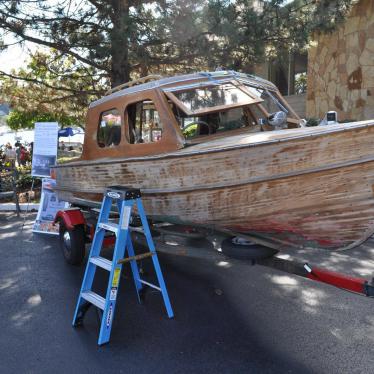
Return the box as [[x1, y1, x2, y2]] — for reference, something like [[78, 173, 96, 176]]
[[92, 208, 119, 217], [138, 279, 161, 291], [90, 256, 112, 271], [117, 252, 154, 264], [98, 222, 119, 234], [129, 226, 144, 233], [81, 291, 105, 310]]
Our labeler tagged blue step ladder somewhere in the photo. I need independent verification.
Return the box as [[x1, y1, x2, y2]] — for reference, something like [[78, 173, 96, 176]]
[[72, 185, 174, 345]]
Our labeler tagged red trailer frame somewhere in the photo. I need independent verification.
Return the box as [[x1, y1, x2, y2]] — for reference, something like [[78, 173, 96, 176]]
[[54, 207, 374, 297]]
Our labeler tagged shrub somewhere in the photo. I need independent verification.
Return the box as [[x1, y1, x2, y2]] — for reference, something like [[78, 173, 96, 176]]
[[306, 117, 320, 127]]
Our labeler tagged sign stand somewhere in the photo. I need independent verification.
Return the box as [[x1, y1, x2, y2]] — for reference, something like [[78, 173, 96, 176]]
[[29, 122, 68, 235], [11, 160, 21, 217], [21, 177, 36, 233]]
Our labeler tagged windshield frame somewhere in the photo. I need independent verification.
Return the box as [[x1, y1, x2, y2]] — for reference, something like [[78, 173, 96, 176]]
[[163, 80, 264, 116]]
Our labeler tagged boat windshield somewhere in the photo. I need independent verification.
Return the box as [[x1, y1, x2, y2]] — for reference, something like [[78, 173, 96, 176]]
[[241, 83, 296, 118], [165, 80, 298, 140], [172, 103, 265, 139], [164, 82, 262, 115]]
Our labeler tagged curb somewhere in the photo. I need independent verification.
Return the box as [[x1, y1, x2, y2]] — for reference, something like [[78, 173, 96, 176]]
[[0, 203, 40, 211]]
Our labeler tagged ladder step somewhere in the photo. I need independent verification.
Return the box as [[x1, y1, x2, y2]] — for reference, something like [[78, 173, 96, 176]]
[[98, 222, 119, 234], [81, 291, 105, 310], [90, 256, 112, 271]]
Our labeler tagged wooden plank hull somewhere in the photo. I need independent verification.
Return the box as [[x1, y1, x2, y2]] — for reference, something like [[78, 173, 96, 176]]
[[52, 121, 374, 251]]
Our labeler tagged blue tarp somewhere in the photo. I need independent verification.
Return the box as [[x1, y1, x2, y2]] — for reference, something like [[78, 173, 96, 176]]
[[58, 127, 75, 137]]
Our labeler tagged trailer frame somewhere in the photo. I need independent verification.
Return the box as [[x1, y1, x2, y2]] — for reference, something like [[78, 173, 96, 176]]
[[54, 206, 374, 297]]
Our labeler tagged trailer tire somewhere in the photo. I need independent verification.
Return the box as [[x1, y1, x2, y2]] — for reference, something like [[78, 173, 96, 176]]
[[59, 223, 86, 265], [221, 237, 278, 260]]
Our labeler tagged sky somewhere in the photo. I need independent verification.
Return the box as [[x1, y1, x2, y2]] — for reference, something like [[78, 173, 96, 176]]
[[0, 43, 30, 73]]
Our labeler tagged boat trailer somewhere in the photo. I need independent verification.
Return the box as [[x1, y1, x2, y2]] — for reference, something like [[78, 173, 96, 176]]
[[54, 206, 374, 299]]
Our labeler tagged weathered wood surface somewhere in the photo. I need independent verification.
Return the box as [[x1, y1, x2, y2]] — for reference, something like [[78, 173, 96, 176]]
[[53, 120, 374, 251]]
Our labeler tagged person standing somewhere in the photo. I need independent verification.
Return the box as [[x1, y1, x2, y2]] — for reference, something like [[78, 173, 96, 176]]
[[20, 146, 29, 166]]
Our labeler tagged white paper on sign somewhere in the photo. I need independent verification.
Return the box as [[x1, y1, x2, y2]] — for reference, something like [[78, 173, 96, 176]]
[[32, 178, 69, 235], [31, 122, 59, 178]]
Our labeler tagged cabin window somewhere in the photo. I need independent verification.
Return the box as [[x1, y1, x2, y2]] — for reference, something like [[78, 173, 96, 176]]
[[125, 100, 163, 144], [97, 108, 122, 148]]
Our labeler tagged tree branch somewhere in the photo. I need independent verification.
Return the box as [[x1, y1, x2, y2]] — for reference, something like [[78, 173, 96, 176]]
[[0, 70, 104, 95]]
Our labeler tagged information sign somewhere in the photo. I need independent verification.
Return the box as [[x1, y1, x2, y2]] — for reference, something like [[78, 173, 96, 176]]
[[32, 178, 68, 235], [31, 122, 59, 177]]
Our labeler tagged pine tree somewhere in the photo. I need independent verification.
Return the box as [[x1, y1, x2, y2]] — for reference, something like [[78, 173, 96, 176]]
[[0, 0, 357, 128]]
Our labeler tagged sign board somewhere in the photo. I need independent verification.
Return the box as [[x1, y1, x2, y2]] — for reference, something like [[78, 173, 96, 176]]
[[32, 178, 68, 235], [31, 122, 58, 177]]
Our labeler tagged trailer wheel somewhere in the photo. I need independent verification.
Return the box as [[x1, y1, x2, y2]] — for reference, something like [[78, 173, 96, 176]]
[[59, 223, 86, 265], [221, 236, 278, 260]]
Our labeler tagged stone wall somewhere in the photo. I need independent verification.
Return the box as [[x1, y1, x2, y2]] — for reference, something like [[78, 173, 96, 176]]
[[307, 0, 374, 121]]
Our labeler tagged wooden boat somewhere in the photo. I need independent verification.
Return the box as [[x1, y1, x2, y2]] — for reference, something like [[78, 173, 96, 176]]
[[52, 71, 374, 251]]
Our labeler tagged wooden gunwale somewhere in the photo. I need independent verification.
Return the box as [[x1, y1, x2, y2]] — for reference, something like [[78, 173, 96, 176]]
[[53, 154, 374, 195], [53, 120, 374, 169]]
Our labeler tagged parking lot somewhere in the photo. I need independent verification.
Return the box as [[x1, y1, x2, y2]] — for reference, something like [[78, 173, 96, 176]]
[[1, 212, 374, 373]]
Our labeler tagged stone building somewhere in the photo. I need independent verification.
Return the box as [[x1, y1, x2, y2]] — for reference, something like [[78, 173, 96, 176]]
[[307, 0, 374, 121]]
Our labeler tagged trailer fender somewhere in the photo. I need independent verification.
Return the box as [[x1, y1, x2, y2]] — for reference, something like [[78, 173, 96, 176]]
[[54, 208, 86, 230]]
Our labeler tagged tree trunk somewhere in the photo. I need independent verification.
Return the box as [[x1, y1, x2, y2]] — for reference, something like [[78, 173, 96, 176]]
[[110, 0, 131, 88]]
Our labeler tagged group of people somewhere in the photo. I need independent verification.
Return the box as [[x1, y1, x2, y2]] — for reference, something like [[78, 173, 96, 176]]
[[3, 141, 33, 166]]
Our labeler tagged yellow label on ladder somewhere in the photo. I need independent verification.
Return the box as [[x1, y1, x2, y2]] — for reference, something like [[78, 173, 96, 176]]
[[112, 268, 121, 287]]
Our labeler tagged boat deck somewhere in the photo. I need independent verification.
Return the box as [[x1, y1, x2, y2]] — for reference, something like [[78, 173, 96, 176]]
[[178, 120, 374, 154]]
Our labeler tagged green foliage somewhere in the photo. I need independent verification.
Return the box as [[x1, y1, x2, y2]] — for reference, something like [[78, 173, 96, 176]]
[[6, 109, 76, 130], [1, 50, 104, 129], [57, 155, 81, 164], [183, 124, 198, 138], [16, 172, 33, 190], [0, 0, 356, 130], [306, 117, 320, 127], [295, 72, 307, 94], [0, 0, 357, 81], [203, 0, 357, 68], [307, 0, 358, 33]]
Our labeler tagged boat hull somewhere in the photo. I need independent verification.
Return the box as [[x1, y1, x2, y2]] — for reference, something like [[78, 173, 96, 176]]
[[53, 121, 374, 251]]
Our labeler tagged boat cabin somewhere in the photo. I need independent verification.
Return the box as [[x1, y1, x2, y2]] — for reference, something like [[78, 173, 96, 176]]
[[81, 71, 301, 160]]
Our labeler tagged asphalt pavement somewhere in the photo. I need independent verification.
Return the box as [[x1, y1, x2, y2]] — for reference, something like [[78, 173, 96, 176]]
[[1, 212, 374, 374]]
